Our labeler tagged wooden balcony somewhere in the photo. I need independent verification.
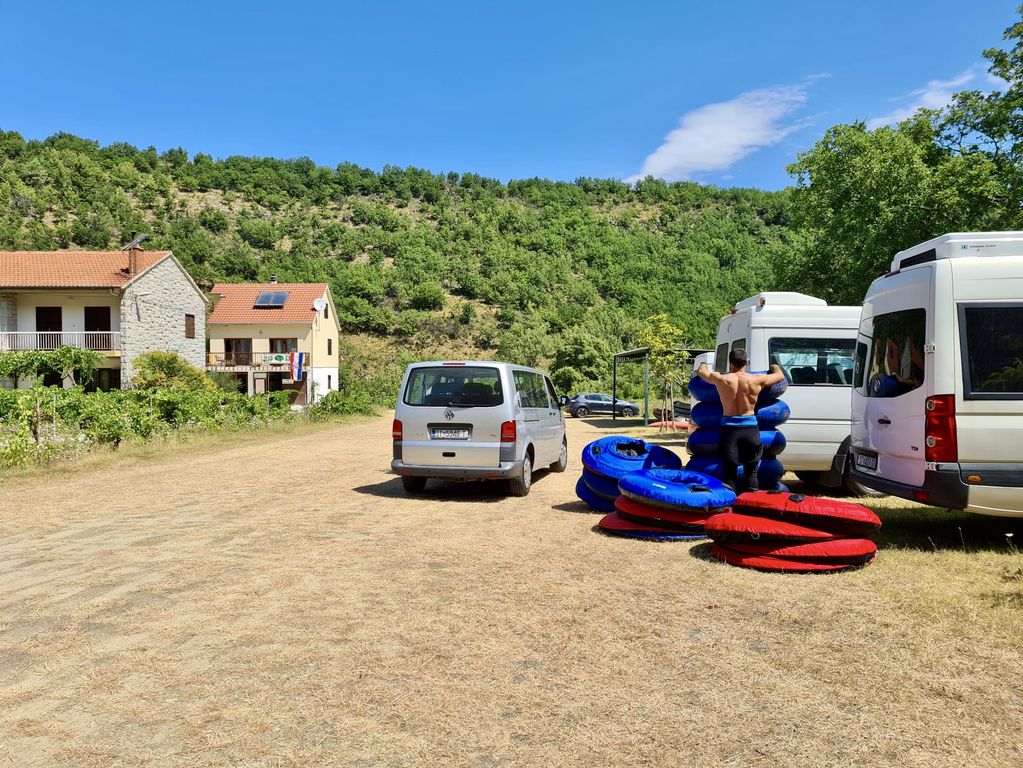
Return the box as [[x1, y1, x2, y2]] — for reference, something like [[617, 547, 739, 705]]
[[0, 331, 122, 353]]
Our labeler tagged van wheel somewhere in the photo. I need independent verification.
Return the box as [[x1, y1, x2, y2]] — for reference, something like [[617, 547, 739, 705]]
[[550, 439, 569, 473], [575, 406, 588, 418], [401, 476, 427, 493], [509, 454, 532, 497], [842, 465, 885, 498], [794, 471, 821, 489]]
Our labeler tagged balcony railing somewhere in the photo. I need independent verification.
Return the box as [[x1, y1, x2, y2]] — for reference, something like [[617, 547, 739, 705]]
[[206, 352, 293, 368], [0, 331, 122, 352]]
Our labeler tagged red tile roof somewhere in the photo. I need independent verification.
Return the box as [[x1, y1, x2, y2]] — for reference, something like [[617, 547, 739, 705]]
[[0, 250, 172, 288], [208, 283, 329, 325]]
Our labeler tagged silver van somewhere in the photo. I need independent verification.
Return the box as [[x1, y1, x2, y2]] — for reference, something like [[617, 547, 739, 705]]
[[391, 361, 568, 496]]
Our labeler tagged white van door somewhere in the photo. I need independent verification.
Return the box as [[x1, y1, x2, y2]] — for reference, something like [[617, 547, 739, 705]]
[[853, 271, 932, 487], [955, 301, 1023, 514], [400, 365, 504, 468]]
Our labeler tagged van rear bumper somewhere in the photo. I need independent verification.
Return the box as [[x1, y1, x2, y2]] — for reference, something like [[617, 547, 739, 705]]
[[391, 459, 523, 481], [851, 464, 969, 509]]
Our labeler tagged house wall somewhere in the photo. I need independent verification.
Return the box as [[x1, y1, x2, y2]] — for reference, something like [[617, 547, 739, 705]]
[[13, 292, 121, 333], [120, 259, 207, 385], [208, 324, 314, 354]]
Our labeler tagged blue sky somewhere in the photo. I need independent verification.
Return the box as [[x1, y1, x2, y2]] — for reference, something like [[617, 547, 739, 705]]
[[1, 1, 1018, 190]]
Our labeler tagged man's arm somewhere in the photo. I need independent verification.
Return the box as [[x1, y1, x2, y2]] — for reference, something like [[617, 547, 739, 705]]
[[761, 364, 785, 385], [695, 361, 721, 383]]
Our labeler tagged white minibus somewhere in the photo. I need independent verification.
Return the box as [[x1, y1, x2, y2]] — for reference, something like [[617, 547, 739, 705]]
[[703, 292, 869, 495], [850, 232, 1023, 517]]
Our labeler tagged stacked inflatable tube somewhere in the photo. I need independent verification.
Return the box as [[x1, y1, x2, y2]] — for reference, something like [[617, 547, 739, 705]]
[[705, 490, 881, 573], [685, 372, 790, 491], [574, 436, 682, 515], [599, 468, 737, 539]]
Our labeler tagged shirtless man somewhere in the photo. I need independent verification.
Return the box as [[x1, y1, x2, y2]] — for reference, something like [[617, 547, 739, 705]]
[[695, 350, 785, 492]]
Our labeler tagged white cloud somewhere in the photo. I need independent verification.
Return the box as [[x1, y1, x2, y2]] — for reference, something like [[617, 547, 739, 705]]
[[866, 65, 983, 129], [630, 85, 810, 182]]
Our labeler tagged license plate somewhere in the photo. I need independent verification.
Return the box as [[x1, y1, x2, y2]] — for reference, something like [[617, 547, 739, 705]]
[[432, 428, 469, 439], [855, 453, 877, 471]]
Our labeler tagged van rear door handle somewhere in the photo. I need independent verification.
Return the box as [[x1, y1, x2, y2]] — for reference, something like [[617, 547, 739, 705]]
[[877, 417, 892, 425]]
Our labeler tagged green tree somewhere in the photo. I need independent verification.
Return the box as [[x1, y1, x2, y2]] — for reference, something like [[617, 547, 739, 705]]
[[131, 351, 215, 391]]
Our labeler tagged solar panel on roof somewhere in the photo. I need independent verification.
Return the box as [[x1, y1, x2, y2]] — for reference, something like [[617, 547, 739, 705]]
[[254, 290, 288, 308]]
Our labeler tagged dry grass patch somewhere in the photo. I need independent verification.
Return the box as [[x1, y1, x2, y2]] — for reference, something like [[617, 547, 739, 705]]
[[0, 415, 1020, 767]]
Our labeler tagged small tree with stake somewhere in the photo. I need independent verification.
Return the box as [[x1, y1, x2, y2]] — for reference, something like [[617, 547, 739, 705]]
[[635, 315, 690, 432]]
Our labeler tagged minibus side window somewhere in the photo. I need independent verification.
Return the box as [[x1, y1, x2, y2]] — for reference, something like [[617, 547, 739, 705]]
[[865, 309, 926, 398], [714, 343, 728, 372], [960, 304, 1023, 398], [853, 341, 868, 391], [768, 338, 855, 385]]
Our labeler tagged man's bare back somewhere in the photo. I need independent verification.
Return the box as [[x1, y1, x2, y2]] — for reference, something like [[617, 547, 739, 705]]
[[696, 362, 785, 416]]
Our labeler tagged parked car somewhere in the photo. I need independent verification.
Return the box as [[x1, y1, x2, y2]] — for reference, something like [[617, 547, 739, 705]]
[[567, 393, 640, 418], [392, 360, 568, 497]]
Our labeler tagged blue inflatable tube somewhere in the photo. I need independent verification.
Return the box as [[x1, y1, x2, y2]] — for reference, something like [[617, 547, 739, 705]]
[[581, 436, 682, 479], [761, 429, 786, 458], [690, 401, 723, 429], [687, 427, 786, 459], [685, 457, 786, 491], [756, 399, 790, 429], [689, 373, 789, 404], [618, 468, 736, 512], [575, 476, 616, 512], [582, 467, 620, 501], [686, 428, 720, 458]]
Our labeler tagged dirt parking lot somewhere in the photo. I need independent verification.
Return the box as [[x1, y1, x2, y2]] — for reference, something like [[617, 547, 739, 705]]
[[1, 415, 1021, 767]]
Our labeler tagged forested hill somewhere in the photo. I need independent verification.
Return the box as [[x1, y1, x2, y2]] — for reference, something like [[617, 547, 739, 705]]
[[0, 129, 799, 390]]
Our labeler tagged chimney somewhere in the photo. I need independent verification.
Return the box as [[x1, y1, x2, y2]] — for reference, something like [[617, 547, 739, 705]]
[[128, 246, 141, 278], [270, 274, 278, 284]]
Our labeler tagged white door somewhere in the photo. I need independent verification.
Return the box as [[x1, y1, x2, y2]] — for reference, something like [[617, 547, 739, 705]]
[[854, 271, 932, 487]]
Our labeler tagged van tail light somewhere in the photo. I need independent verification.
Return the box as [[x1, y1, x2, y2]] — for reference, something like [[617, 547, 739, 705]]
[[500, 421, 516, 443], [392, 419, 403, 441], [924, 395, 957, 462]]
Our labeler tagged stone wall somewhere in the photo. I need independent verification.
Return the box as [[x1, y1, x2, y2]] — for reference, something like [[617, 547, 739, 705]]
[[0, 293, 17, 333], [120, 258, 207, 386]]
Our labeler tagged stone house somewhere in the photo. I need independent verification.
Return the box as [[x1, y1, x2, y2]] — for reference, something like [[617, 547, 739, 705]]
[[0, 248, 208, 389]]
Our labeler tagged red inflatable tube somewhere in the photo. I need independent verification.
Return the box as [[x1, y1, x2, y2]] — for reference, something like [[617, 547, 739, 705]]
[[598, 512, 706, 540], [720, 538, 878, 565], [614, 495, 709, 531], [712, 543, 874, 572], [704, 511, 843, 543], [734, 490, 881, 536]]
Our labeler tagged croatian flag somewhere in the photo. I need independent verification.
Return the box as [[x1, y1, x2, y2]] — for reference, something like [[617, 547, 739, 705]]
[[290, 352, 305, 381]]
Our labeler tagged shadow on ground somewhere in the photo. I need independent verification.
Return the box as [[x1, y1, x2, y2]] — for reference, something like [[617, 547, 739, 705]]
[[868, 503, 1023, 553], [552, 501, 603, 515], [353, 470, 557, 503]]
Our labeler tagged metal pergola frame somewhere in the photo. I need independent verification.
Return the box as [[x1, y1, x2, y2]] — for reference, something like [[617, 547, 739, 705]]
[[612, 347, 713, 425]]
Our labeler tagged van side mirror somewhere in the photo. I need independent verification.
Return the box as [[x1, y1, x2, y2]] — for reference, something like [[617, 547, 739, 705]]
[[559, 395, 570, 406]]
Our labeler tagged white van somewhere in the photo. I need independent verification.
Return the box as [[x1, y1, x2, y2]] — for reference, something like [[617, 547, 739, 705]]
[[849, 232, 1023, 517], [392, 360, 568, 496], [703, 292, 869, 494]]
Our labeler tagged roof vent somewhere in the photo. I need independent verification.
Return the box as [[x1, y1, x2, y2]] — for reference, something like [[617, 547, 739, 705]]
[[270, 274, 278, 284]]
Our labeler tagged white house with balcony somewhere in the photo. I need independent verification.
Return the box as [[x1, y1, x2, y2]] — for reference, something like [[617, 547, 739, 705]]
[[0, 248, 207, 389], [206, 281, 340, 405]]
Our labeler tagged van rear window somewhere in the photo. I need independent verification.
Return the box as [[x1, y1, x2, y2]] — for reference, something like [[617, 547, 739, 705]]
[[960, 305, 1023, 398], [865, 309, 926, 398], [769, 338, 855, 385], [404, 366, 503, 407]]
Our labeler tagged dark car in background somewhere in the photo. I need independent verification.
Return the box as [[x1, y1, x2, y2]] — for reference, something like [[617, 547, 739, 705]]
[[567, 393, 640, 418]]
